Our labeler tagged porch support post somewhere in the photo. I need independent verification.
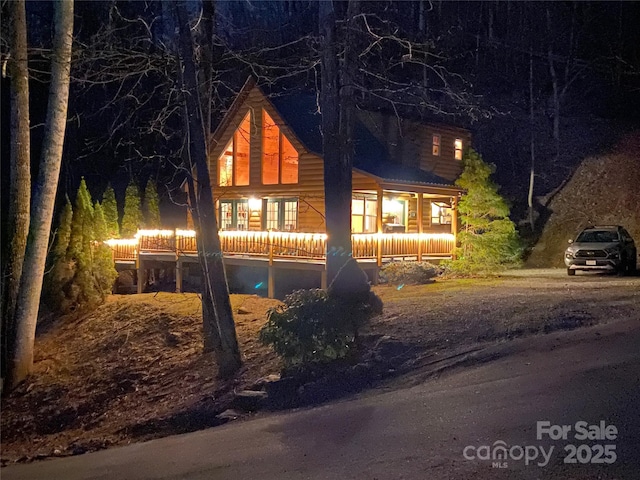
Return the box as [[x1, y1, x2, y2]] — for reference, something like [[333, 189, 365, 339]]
[[451, 195, 459, 259], [175, 256, 183, 293], [267, 232, 275, 298], [417, 193, 423, 262], [137, 256, 145, 294], [376, 187, 383, 267]]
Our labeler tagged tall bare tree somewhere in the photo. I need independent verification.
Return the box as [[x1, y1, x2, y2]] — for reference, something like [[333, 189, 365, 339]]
[[319, 0, 365, 285], [175, 1, 241, 378], [1, 0, 31, 383], [8, 0, 74, 390]]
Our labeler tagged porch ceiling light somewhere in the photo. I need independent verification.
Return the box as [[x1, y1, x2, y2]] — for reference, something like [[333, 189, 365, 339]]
[[248, 197, 262, 210], [383, 198, 402, 213]]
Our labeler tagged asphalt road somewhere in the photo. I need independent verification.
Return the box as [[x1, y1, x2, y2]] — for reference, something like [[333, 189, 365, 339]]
[[4, 314, 639, 480]]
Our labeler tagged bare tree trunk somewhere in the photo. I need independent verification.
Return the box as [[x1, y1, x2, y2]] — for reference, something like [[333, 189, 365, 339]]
[[528, 47, 535, 232], [1, 0, 31, 384], [320, 0, 359, 285], [8, 0, 73, 390], [175, 1, 241, 378]]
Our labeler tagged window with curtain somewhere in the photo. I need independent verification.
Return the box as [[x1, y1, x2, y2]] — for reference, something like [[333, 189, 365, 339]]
[[431, 201, 452, 225], [454, 138, 463, 160], [432, 134, 441, 156], [263, 198, 298, 231], [219, 199, 249, 230]]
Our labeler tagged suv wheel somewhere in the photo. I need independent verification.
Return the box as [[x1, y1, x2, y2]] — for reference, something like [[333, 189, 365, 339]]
[[567, 268, 576, 276]]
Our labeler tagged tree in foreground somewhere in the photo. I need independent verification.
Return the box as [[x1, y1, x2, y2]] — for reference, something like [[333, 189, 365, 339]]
[[1, 0, 31, 384], [176, 0, 241, 378], [101, 183, 120, 238], [8, 0, 74, 390], [142, 179, 161, 228], [448, 149, 521, 274], [121, 180, 143, 236]]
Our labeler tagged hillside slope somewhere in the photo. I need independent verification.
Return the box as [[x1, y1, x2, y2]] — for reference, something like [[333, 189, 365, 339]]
[[527, 134, 640, 268]]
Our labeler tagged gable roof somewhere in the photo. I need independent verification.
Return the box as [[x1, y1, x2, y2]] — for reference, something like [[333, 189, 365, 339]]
[[213, 80, 461, 189]]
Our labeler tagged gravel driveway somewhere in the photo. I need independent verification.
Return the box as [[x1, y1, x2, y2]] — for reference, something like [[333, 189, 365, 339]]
[[368, 268, 640, 368]]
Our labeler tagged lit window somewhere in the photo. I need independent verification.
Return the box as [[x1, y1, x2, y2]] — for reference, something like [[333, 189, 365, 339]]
[[454, 138, 463, 160], [262, 111, 280, 185], [219, 199, 249, 230], [351, 196, 377, 233], [218, 142, 233, 187], [281, 135, 298, 184], [235, 114, 250, 186], [432, 134, 441, 156], [262, 110, 299, 185], [382, 198, 406, 232], [218, 112, 251, 186], [431, 201, 452, 225], [263, 198, 298, 231]]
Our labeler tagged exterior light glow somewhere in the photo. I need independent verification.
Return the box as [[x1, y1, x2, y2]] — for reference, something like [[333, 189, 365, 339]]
[[382, 199, 402, 213], [105, 238, 138, 247], [248, 197, 262, 210], [136, 229, 174, 238]]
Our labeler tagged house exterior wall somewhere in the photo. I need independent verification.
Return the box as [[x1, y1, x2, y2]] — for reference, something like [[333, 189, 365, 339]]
[[356, 110, 471, 182], [207, 85, 464, 235]]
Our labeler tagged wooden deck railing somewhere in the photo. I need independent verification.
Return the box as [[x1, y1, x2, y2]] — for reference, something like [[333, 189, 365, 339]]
[[106, 230, 455, 263]]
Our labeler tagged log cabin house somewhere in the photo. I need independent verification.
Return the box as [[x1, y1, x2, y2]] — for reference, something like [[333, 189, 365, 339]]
[[107, 79, 471, 297]]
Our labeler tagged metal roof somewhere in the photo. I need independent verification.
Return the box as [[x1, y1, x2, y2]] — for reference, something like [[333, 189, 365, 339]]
[[270, 94, 457, 188]]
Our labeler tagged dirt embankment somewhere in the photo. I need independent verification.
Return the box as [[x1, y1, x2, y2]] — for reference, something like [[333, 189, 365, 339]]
[[527, 133, 640, 268]]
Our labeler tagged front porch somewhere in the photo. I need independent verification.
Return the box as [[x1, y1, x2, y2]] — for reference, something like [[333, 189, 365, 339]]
[[106, 229, 456, 297]]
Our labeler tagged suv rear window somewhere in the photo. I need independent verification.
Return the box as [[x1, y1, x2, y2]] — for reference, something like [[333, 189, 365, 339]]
[[576, 230, 619, 243]]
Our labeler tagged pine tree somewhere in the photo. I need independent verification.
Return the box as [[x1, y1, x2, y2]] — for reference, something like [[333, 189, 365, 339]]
[[44, 196, 74, 311], [93, 201, 118, 298], [450, 149, 521, 273], [68, 178, 100, 308], [54, 196, 73, 258], [142, 179, 161, 228], [102, 183, 120, 238], [121, 180, 143, 236]]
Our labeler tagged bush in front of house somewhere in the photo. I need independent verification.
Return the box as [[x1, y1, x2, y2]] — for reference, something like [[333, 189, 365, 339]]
[[259, 260, 383, 368], [379, 261, 440, 284]]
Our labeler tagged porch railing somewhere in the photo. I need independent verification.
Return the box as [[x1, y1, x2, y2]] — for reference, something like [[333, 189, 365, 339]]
[[105, 229, 455, 263]]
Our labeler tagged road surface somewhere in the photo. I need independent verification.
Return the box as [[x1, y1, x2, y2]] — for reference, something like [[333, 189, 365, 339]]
[[4, 317, 639, 480]]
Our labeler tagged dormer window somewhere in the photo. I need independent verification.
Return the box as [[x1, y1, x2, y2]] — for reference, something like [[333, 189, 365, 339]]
[[454, 138, 463, 160], [218, 112, 251, 186], [262, 110, 299, 185], [432, 134, 440, 156]]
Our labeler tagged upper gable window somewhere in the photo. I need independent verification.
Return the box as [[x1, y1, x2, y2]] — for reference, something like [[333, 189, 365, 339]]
[[262, 110, 299, 185], [432, 134, 441, 156], [218, 112, 251, 186], [454, 138, 463, 160]]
